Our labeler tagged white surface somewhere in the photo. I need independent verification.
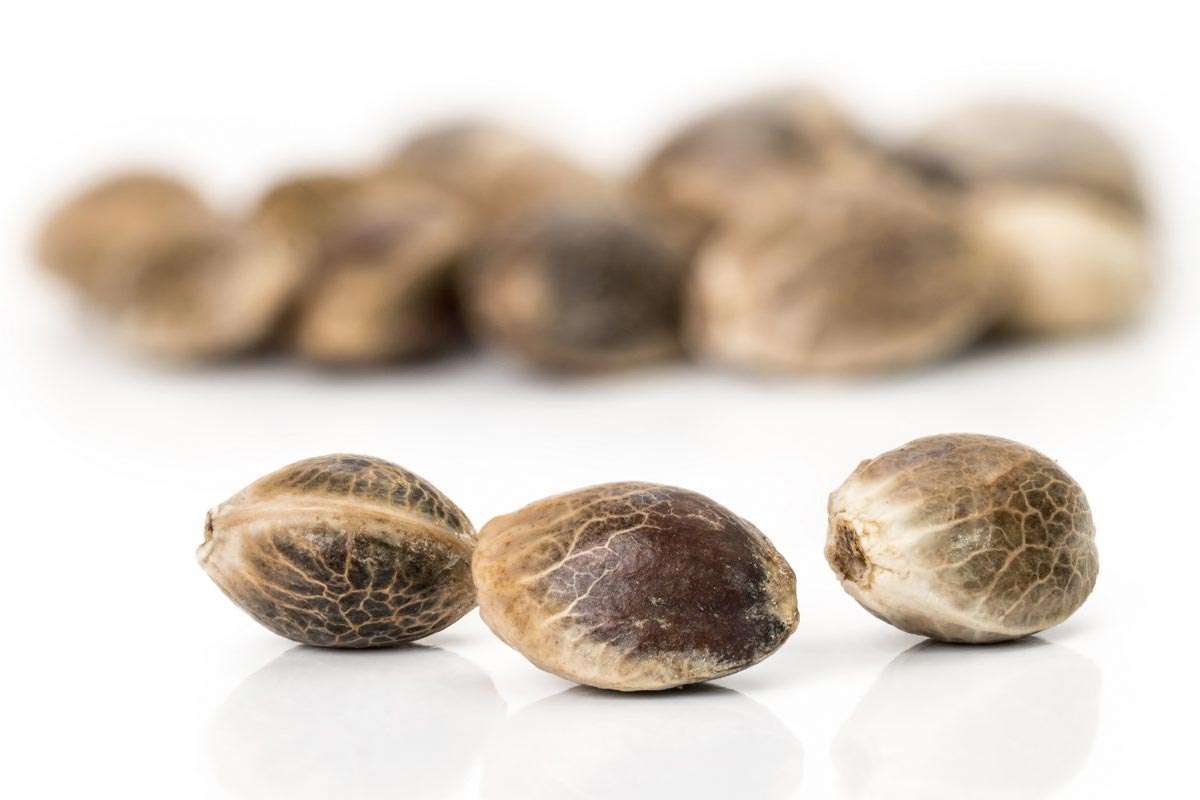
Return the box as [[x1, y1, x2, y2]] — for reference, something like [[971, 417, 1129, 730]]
[[3, 3, 1198, 797]]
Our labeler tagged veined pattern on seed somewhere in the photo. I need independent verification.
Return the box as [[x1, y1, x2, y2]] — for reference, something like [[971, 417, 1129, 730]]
[[200, 454, 476, 648], [475, 482, 798, 689], [828, 434, 1098, 642]]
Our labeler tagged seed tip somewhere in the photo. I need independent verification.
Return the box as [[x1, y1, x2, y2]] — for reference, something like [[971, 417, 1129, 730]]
[[196, 509, 217, 565], [830, 516, 870, 585]]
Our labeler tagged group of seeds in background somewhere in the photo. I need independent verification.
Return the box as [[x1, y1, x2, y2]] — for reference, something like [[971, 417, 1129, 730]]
[[38, 87, 1152, 374], [198, 434, 1099, 691]]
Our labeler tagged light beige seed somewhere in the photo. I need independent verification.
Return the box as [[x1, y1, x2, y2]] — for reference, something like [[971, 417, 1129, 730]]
[[907, 101, 1143, 210], [904, 102, 1153, 335], [966, 186, 1152, 334]]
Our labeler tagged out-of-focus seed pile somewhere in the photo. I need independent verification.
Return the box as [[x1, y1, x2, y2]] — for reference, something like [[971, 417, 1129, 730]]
[[36, 89, 1154, 373]]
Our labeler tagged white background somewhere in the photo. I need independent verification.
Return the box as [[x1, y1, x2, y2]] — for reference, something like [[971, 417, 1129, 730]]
[[3, 2, 1196, 797]]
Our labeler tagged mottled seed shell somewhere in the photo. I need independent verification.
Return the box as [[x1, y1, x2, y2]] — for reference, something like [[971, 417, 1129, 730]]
[[826, 434, 1099, 643], [462, 204, 683, 371], [384, 121, 610, 226], [906, 101, 1143, 210], [633, 87, 867, 254], [198, 454, 476, 647], [686, 177, 1001, 373], [36, 171, 216, 306], [290, 180, 475, 364], [473, 482, 799, 691], [966, 186, 1153, 335]]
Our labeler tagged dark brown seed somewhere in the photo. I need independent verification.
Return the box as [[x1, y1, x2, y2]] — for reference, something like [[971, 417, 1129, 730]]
[[462, 203, 684, 371], [199, 454, 476, 648], [472, 482, 798, 691], [826, 434, 1099, 643]]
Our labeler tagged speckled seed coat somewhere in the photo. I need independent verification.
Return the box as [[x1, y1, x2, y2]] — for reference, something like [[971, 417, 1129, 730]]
[[199, 455, 476, 647], [826, 434, 1098, 643], [473, 482, 798, 691]]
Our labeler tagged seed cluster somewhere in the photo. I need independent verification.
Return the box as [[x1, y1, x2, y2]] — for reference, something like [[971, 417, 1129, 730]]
[[40, 89, 1151, 373], [200, 434, 1097, 691]]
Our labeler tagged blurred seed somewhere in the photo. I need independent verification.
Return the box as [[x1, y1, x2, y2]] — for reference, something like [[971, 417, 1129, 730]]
[[906, 101, 1144, 210], [685, 175, 1002, 374], [383, 120, 611, 227], [250, 171, 363, 259], [633, 87, 869, 255], [113, 173, 369, 361], [966, 186, 1152, 334], [115, 224, 309, 360], [905, 102, 1152, 334], [36, 170, 217, 307], [290, 179, 476, 365], [462, 202, 684, 372]]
